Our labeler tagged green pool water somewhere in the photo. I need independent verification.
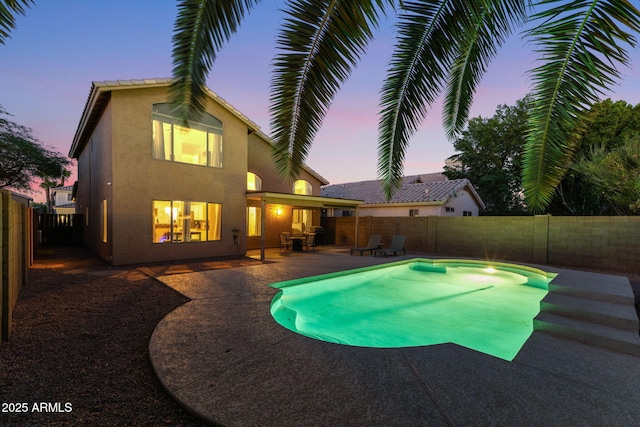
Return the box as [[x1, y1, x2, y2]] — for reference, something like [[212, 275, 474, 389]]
[[269, 259, 554, 361]]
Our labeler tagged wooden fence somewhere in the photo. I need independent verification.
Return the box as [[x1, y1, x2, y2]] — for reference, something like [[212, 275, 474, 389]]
[[37, 214, 83, 246], [1, 190, 31, 344]]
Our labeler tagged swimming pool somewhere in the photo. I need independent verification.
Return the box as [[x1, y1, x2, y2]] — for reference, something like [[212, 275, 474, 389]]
[[270, 259, 554, 361]]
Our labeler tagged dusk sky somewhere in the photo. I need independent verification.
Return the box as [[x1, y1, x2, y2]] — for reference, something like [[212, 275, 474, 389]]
[[2, 1, 640, 203]]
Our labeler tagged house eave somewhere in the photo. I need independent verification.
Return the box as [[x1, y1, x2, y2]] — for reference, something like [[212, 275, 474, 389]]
[[361, 201, 445, 208], [246, 191, 362, 208]]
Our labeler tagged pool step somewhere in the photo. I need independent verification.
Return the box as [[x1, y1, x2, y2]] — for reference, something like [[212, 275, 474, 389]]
[[540, 293, 638, 333], [534, 312, 640, 356], [547, 270, 634, 305], [534, 272, 640, 356]]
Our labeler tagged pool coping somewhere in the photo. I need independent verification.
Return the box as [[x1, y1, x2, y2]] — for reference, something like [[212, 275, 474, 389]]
[[149, 251, 640, 426]]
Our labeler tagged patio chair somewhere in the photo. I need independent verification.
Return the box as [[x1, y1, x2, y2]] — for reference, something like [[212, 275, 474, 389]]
[[375, 235, 406, 257], [279, 233, 292, 252], [302, 233, 317, 252], [350, 234, 382, 256]]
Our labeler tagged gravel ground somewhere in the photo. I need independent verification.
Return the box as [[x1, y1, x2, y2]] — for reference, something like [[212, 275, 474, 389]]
[[0, 247, 207, 426], [1, 246, 638, 426]]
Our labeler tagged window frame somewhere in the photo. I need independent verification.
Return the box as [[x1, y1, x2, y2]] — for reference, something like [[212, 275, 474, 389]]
[[152, 199, 222, 243], [246, 206, 261, 236], [247, 172, 263, 191], [293, 179, 312, 195], [152, 103, 223, 168]]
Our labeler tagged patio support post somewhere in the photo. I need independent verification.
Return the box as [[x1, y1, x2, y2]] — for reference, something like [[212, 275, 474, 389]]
[[260, 197, 266, 261]]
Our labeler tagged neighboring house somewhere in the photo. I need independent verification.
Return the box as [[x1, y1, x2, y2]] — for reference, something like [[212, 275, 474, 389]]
[[321, 173, 485, 217], [51, 185, 76, 214], [69, 79, 359, 265]]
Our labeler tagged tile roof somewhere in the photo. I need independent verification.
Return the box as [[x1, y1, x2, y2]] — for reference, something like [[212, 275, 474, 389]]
[[322, 173, 484, 208]]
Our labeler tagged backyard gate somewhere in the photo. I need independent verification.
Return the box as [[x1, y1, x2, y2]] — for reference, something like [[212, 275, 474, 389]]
[[37, 214, 83, 246]]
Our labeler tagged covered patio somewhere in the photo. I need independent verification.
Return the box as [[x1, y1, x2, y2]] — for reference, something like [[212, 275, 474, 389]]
[[246, 191, 362, 260]]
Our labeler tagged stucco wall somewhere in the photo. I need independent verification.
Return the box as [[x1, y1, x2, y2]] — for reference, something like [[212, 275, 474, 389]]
[[74, 84, 328, 263], [323, 215, 640, 273], [246, 132, 325, 249], [105, 88, 249, 264], [75, 101, 113, 262], [247, 133, 323, 195], [444, 188, 481, 216]]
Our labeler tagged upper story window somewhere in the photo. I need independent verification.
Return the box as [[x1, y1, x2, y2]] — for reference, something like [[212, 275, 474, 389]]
[[152, 103, 223, 167], [247, 172, 262, 191], [293, 179, 312, 195]]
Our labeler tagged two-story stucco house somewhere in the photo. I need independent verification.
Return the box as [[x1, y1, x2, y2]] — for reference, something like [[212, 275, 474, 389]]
[[69, 79, 359, 265]]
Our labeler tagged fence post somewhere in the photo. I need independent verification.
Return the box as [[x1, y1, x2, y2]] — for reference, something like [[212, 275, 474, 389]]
[[426, 216, 438, 254], [533, 215, 549, 265]]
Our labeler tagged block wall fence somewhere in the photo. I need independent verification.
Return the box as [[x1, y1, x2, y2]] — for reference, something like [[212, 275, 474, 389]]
[[321, 215, 640, 274], [0, 190, 31, 345]]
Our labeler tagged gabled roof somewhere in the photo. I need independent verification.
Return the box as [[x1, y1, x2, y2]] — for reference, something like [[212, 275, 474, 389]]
[[68, 78, 328, 184], [321, 173, 485, 209]]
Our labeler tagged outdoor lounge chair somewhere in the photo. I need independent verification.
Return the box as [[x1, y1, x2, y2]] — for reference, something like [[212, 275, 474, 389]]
[[374, 235, 406, 257], [350, 234, 382, 256]]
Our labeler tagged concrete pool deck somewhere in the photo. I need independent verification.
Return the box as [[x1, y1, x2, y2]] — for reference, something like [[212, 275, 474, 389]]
[[149, 248, 640, 426]]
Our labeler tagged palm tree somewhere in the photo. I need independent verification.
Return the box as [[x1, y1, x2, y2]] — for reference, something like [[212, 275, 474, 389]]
[[3, 1, 639, 211], [0, 0, 33, 45], [39, 169, 70, 213], [169, 0, 639, 212]]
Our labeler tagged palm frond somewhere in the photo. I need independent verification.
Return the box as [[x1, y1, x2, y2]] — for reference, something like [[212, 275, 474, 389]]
[[378, 0, 473, 199], [270, 0, 388, 178], [443, 0, 527, 138], [170, 0, 259, 125], [0, 0, 34, 45], [523, 0, 640, 211]]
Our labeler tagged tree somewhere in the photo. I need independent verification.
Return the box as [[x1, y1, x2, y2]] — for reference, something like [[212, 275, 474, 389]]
[[0, 0, 33, 45], [444, 97, 530, 215], [40, 169, 71, 213], [570, 136, 640, 215], [169, 0, 640, 213], [0, 106, 71, 194], [446, 97, 640, 216], [547, 99, 640, 215], [4, 1, 640, 211]]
